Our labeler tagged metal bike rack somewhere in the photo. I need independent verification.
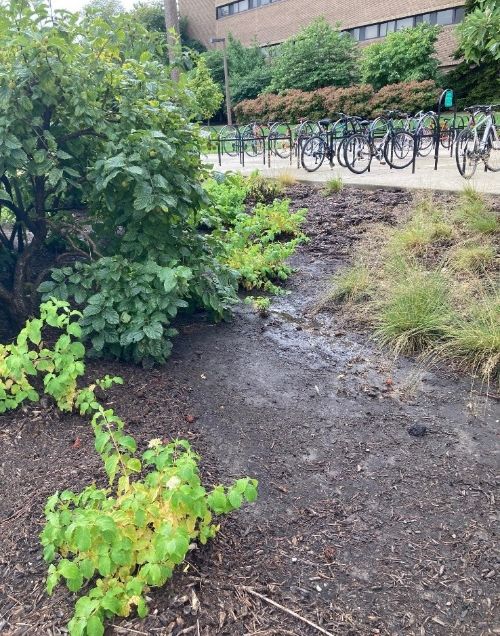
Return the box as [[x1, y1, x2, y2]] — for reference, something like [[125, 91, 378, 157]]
[[434, 88, 457, 171]]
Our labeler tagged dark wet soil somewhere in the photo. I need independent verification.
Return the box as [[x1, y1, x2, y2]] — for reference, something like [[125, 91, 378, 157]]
[[1, 186, 498, 636]]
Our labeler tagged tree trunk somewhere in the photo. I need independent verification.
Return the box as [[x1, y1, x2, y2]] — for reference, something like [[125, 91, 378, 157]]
[[163, 0, 180, 80]]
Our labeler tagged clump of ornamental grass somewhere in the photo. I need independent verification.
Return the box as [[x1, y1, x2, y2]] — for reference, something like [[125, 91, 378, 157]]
[[450, 242, 497, 272], [439, 294, 500, 382], [374, 270, 452, 354], [388, 199, 453, 256]]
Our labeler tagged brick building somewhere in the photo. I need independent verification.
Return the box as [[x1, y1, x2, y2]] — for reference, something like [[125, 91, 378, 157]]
[[178, 0, 464, 69]]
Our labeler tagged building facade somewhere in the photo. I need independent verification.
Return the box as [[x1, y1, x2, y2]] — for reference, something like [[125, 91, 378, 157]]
[[178, 0, 464, 69]]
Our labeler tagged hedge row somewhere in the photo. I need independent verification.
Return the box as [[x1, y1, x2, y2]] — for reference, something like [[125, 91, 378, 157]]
[[234, 80, 441, 122]]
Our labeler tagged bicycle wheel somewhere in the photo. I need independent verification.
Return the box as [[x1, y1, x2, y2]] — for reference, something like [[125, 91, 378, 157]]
[[269, 123, 292, 159], [242, 124, 264, 157], [484, 127, 500, 172], [219, 125, 241, 157], [384, 132, 415, 169], [417, 121, 435, 157], [301, 136, 326, 172], [336, 137, 348, 167], [455, 129, 479, 179], [343, 134, 372, 174]]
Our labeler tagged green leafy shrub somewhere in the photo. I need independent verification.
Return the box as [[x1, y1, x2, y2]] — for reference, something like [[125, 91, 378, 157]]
[[43, 431, 257, 636], [223, 199, 307, 293], [0, 299, 85, 413], [316, 84, 375, 117], [361, 24, 440, 90], [39, 258, 193, 365], [1, 302, 258, 635], [367, 80, 440, 117], [0, 2, 216, 329], [269, 18, 360, 92]]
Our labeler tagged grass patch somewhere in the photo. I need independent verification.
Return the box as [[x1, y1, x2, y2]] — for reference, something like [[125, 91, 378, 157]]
[[450, 243, 496, 272], [457, 187, 499, 234], [329, 265, 372, 303], [322, 176, 343, 195], [375, 271, 452, 354], [328, 191, 499, 382], [441, 296, 500, 380], [276, 170, 298, 187], [389, 200, 453, 256]]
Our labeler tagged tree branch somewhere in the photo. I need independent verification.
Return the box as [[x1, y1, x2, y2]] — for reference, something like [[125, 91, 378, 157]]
[[60, 128, 107, 143]]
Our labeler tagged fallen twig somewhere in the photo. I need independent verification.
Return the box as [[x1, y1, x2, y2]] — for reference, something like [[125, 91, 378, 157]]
[[240, 586, 335, 636]]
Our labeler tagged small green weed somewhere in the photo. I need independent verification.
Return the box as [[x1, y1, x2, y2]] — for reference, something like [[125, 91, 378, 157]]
[[322, 176, 344, 195], [245, 296, 271, 316]]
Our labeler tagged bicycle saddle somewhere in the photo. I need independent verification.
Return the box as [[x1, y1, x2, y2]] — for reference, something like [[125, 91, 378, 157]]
[[319, 118, 332, 127]]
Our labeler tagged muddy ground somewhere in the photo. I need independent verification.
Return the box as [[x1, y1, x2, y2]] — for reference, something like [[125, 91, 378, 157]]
[[0, 186, 498, 636]]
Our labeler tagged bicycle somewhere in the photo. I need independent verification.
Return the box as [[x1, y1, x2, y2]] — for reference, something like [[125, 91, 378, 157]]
[[300, 115, 365, 172], [455, 105, 500, 178], [343, 111, 415, 174]]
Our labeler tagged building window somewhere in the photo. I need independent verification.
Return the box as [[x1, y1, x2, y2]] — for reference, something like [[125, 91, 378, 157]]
[[436, 9, 454, 24], [216, 1, 466, 31], [396, 16, 414, 30], [346, 6, 464, 41], [364, 23, 379, 39]]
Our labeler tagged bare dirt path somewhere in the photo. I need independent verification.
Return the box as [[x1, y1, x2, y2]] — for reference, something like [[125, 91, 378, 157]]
[[1, 187, 498, 636]]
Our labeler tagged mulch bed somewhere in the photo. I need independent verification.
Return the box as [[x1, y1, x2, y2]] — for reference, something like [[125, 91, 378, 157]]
[[1, 186, 498, 636]]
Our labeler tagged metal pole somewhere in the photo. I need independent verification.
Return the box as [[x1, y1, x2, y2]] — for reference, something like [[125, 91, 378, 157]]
[[222, 42, 233, 126]]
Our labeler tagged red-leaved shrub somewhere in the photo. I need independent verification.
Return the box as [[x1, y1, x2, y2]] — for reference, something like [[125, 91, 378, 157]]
[[234, 81, 440, 123]]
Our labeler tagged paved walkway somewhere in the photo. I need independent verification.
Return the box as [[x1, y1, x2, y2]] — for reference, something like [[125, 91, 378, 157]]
[[206, 151, 500, 195]]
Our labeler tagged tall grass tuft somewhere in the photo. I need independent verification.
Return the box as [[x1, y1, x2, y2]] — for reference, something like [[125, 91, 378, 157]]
[[375, 271, 452, 354], [441, 295, 500, 381]]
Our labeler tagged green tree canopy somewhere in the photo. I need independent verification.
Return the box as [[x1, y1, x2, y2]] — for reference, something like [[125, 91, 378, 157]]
[[128, 1, 206, 52], [269, 18, 360, 92], [202, 35, 272, 106], [361, 23, 440, 91], [456, 0, 500, 64]]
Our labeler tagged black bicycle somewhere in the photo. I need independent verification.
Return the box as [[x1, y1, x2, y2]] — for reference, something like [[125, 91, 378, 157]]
[[300, 115, 365, 172]]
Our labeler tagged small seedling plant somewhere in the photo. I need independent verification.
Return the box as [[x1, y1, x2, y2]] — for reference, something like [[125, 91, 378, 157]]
[[1, 300, 258, 635]]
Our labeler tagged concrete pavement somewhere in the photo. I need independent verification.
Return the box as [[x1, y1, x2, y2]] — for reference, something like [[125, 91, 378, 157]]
[[205, 150, 500, 195]]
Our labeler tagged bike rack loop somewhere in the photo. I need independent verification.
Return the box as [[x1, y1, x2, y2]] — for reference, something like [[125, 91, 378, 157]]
[[435, 88, 457, 171]]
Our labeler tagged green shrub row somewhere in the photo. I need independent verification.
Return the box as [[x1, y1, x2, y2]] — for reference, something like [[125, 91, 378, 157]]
[[234, 80, 441, 123]]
